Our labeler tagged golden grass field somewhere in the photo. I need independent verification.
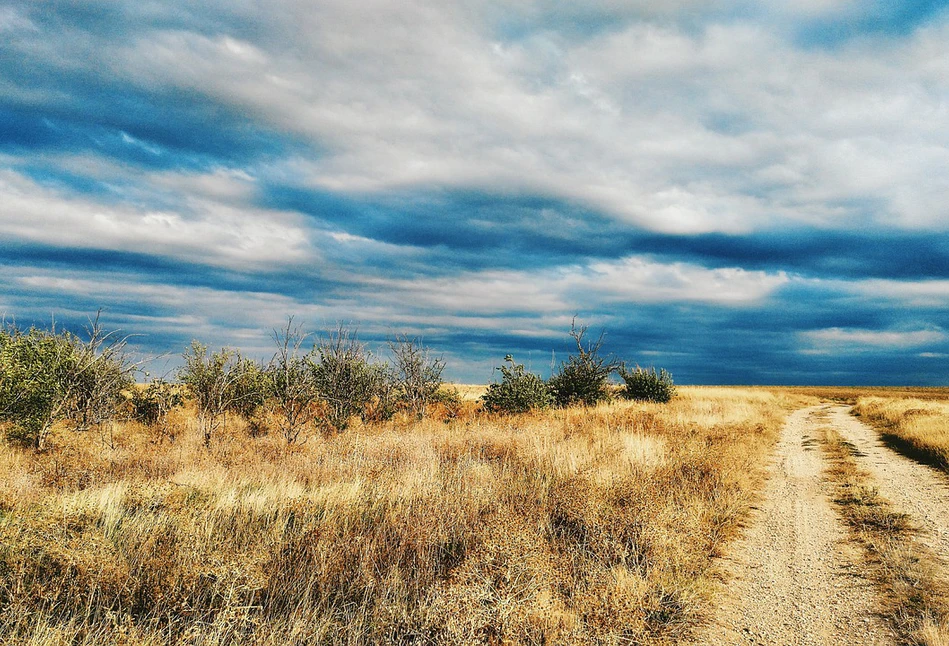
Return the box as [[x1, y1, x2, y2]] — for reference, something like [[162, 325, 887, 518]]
[[853, 395, 949, 473], [0, 387, 808, 645]]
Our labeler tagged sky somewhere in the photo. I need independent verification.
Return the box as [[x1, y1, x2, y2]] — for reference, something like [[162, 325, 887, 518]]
[[1, 0, 948, 385]]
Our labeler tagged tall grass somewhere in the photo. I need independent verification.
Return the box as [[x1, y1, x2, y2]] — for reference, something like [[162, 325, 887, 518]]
[[0, 388, 792, 645], [853, 396, 949, 473]]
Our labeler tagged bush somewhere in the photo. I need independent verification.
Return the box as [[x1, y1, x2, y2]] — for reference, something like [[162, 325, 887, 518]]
[[548, 319, 619, 408], [128, 379, 183, 440], [361, 362, 399, 423], [619, 366, 676, 403], [178, 342, 254, 446], [310, 326, 378, 433], [67, 315, 135, 433], [481, 355, 553, 414], [264, 319, 320, 443], [129, 379, 182, 424], [226, 356, 269, 420], [0, 318, 133, 450], [389, 334, 445, 419]]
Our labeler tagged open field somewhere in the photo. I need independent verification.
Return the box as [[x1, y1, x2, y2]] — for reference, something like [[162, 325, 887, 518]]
[[4, 386, 949, 645], [0, 387, 796, 645]]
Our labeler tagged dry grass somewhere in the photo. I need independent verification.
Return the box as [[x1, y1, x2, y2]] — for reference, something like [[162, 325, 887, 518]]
[[853, 396, 949, 473], [818, 424, 949, 645], [0, 387, 795, 645]]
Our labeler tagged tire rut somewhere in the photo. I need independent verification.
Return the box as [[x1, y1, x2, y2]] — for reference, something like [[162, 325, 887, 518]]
[[693, 406, 894, 645], [819, 404, 949, 565]]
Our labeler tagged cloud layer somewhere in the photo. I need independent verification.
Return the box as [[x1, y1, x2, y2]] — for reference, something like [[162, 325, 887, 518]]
[[1, 0, 947, 384]]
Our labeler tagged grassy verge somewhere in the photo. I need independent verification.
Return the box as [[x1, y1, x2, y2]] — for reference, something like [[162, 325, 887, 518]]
[[853, 397, 949, 474], [818, 424, 949, 645], [0, 387, 792, 645]]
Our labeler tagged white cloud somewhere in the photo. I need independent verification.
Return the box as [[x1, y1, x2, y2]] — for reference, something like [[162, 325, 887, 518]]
[[0, 169, 314, 268], [66, 2, 943, 235], [802, 327, 946, 349], [363, 255, 787, 314], [841, 278, 949, 308]]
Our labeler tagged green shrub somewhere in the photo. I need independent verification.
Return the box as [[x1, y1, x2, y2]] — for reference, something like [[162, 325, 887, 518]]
[[619, 366, 676, 403], [481, 355, 553, 414], [548, 319, 619, 408], [67, 315, 135, 433], [0, 319, 133, 450], [265, 319, 320, 442], [178, 341, 255, 446], [361, 362, 399, 423], [128, 379, 183, 440], [226, 356, 269, 420]]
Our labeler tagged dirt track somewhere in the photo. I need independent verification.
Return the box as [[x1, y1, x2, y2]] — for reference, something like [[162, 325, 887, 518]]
[[822, 404, 949, 560], [694, 406, 895, 645]]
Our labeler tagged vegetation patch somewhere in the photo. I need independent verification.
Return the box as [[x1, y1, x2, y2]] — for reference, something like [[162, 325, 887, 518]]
[[0, 388, 790, 645], [480, 355, 553, 414], [619, 366, 676, 403]]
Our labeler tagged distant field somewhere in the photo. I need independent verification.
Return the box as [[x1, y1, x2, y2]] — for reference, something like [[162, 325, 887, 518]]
[[766, 385, 949, 403], [0, 386, 799, 645]]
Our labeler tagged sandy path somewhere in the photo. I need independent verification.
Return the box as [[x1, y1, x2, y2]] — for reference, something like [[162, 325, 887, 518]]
[[694, 406, 894, 645], [821, 404, 949, 562]]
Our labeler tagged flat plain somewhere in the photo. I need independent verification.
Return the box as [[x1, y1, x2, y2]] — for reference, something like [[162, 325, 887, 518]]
[[2, 387, 949, 645]]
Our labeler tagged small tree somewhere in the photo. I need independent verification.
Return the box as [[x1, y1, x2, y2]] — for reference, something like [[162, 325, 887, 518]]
[[226, 356, 269, 421], [310, 326, 377, 433], [178, 341, 249, 446], [0, 318, 134, 450], [266, 319, 320, 443], [362, 361, 399, 423], [481, 355, 553, 414], [548, 319, 619, 408], [1, 325, 80, 450], [389, 334, 445, 419], [618, 365, 676, 403]]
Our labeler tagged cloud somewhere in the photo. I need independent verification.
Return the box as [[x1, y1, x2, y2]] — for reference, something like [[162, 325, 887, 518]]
[[802, 327, 946, 349], [849, 278, 949, 307], [2, 1, 949, 385], [0, 168, 314, 268]]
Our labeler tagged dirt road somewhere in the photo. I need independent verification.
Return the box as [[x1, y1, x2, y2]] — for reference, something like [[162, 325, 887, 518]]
[[822, 404, 949, 561], [694, 406, 895, 645]]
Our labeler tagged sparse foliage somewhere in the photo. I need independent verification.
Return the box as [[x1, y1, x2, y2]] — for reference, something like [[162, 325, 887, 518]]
[[619, 365, 676, 403], [226, 356, 269, 420], [310, 326, 377, 433], [69, 315, 136, 432], [548, 319, 619, 408], [266, 319, 319, 443], [178, 341, 252, 446], [128, 378, 183, 434], [362, 362, 400, 423], [389, 334, 445, 419], [481, 355, 553, 414]]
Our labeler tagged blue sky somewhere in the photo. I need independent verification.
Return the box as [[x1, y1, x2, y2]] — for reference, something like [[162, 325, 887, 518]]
[[2, 0, 948, 385]]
